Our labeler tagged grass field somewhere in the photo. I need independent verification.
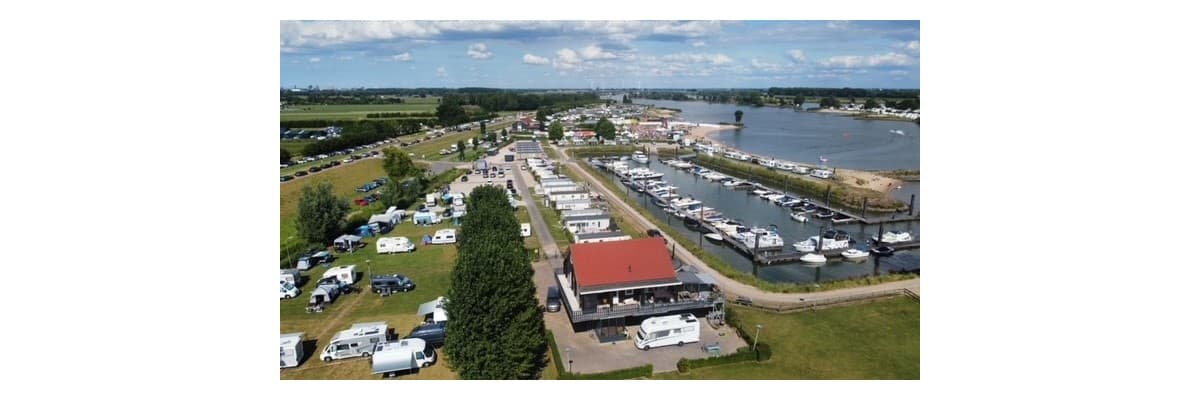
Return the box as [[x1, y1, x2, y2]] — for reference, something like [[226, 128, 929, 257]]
[[281, 140, 315, 156], [280, 99, 440, 121], [656, 297, 920, 380]]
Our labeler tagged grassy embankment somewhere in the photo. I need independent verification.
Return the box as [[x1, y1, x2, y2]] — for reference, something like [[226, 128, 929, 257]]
[[280, 99, 440, 122], [693, 155, 907, 213]]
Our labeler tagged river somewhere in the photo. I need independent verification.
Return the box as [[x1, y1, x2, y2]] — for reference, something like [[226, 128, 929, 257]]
[[590, 156, 920, 284]]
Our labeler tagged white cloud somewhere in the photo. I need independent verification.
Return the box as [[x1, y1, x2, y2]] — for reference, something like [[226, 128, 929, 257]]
[[691, 41, 706, 47], [522, 53, 549, 65], [336, 55, 353, 61], [820, 52, 913, 68], [466, 43, 492, 59], [662, 53, 733, 66], [750, 58, 782, 72], [436, 67, 447, 77], [553, 48, 581, 70], [391, 52, 413, 62], [900, 40, 920, 55], [787, 49, 806, 63], [308, 57, 321, 63], [580, 44, 617, 60]]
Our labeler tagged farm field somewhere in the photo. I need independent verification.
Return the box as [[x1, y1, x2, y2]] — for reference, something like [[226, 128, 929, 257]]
[[280, 99, 440, 121]]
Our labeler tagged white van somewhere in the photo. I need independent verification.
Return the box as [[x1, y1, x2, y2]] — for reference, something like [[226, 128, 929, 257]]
[[371, 338, 436, 377], [520, 223, 531, 238], [634, 314, 700, 350], [322, 265, 357, 285], [280, 282, 300, 299], [376, 237, 416, 254], [430, 229, 457, 245]]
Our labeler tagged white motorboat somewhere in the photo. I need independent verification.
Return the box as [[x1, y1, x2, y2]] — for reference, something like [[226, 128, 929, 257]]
[[739, 226, 785, 250], [674, 161, 693, 169], [632, 151, 650, 164], [841, 249, 870, 259], [704, 233, 724, 242], [764, 193, 786, 202], [793, 231, 852, 252], [723, 179, 744, 187], [793, 238, 816, 252], [890, 129, 905, 136], [750, 188, 770, 196], [873, 231, 913, 244], [669, 197, 702, 209], [799, 253, 827, 264], [776, 196, 802, 207], [790, 212, 808, 223]]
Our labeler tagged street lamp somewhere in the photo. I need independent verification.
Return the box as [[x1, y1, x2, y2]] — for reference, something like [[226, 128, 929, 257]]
[[753, 324, 763, 351], [565, 347, 573, 373]]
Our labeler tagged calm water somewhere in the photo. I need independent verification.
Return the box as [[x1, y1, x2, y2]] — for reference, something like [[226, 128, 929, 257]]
[[592, 157, 920, 284], [610, 97, 920, 171]]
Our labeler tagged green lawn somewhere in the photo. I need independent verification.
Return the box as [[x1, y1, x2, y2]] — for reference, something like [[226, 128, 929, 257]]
[[657, 298, 920, 380], [531, 191, 572, 252], [280, 100, 440, 121], [281, 140, 315, 156]]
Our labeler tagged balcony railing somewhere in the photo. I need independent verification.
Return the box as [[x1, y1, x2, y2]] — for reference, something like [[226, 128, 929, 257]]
[[566, 297, 714, 323]]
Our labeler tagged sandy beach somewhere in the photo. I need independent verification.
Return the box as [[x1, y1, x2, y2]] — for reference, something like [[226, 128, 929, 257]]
[[684, 123, 740, 141]]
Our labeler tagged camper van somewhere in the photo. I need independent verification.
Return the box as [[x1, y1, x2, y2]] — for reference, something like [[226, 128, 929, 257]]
[[430, 229, 457, 244], [371, 338, 436, 377], [412, 210, 443, 225], [425, 193, 437, 208], [280, 282, 300, 299], [809, 169, 834, 179], [320, 321, 389, 362], [376, 237, 416, 254], [279, 269, 302, 286], [634, 314, 701, 350], [520, 223, 531, 237], [322, 265, 357, 285], [280, 332, 305, 369]]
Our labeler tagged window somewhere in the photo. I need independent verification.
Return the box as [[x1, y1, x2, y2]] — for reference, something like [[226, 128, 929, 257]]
[[624, 289, 635, 295], [335, 344, 349, 351]]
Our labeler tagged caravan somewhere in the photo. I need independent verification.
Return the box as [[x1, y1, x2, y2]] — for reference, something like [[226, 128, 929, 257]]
[[634, 314, 701, 350], [520, 223, 531, 238], [371, 338, 436, 377], [320, 322, 389, 362], [280, 332, 305, 369], [429, 229, 456, 244], [322, 265, 357, 285], [376, 237, 416, 254]]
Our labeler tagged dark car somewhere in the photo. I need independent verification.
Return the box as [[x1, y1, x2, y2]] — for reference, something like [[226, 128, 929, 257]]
[[294, 171, 308, 177], [734, 296, 753, 306], [506, 179, 514, 189], [405, 321, 446, 347], [371, 274, 416, 294], [280, 175, 294, 182], [545, 287, 562, 313], [308, 166, 321, 173], [460, 175, 469, 182]]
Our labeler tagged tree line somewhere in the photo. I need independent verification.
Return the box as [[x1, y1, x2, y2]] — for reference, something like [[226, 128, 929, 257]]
[[767, 87, 919, 99], [445, 185, 547, 379], [281, 118, 436, 130], [365, 112, 436, 118]]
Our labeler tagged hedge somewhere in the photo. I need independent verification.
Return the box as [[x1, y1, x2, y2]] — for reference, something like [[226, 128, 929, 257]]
[[548, 331, 653, 380], [547, 332, 566, 377]]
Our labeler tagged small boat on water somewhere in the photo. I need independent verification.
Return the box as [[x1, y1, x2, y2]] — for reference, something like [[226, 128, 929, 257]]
[[632, 151, 650, 164], [764, 193, 786, 202], [750, 188, 770, 196], [776, 196, 802, 207], [890, 129, 905, 136], [870, 246, 896, 256], [815, 210, 836, 219], [790, 212, 808, 223], [841, 249, 870, 259], [704, 233, 724, 242], [653, 199, 669, 208], [723, 179, 744, 187], [872, 231, 914, 244], [799, 253, 827, 264]]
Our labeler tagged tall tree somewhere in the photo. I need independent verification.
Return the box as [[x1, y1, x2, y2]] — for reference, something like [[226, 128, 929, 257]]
[[734, 110, 744, 123], [379, 177, 420, 210], [865, 99, 881, 110], [457, 140, 467, 161], [446, 186, 546, 379], [280, 148, 291, 164], [819, 97, 841, 108], [295, 182, 350, 245], [548, 121, 564, 141], [471, 137, 479, 150], [595, 117, 616, 140], [480, 120, 487, 136], [794, 96, 805, 106], [622, 94, 632, 104], [436, 101, 468, 126], [381, 147, 417, 180]]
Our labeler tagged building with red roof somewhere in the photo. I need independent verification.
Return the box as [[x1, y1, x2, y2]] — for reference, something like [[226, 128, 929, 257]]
[[556, 238, 721, 334]]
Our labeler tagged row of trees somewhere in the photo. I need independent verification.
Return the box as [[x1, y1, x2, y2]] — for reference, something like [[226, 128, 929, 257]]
[[441, 92, 599, 113], [366, 112, 436, 118], [766, 87, 920, 99], [282, 118, 433, 132], [445, 186, 547, 379], [546, 118, 617, 141]]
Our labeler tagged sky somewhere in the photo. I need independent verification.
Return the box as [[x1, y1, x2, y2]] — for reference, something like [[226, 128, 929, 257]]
[[280, 20, 919, 89]]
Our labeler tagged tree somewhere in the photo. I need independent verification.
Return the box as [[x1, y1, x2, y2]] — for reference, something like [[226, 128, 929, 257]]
[[457, 140, 467, 161], [295, 182, 350, 245], [381, 147, 417, 180], [865, 99, 881, 110], [378, 177, 421, 210], [480, 120, 487, 136], [734, 110, 744, 123], [280, 148, 291, 164], [794, 96, 805, 106], [471, 137, 479, 150], [622, 94, 632, 104], [445, 186, 546, 379], [595, 117, 616, 141], [819, 97, 841, 108], [548, 121, 564, 141], [535, 108, 548, 123], [436, 101, 468, 126]]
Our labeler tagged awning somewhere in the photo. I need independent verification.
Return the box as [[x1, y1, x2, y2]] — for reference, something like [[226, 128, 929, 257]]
[[416, 299, 439, 316]]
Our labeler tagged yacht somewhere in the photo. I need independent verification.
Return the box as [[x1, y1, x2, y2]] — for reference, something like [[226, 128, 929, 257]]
[[870, 246, 896, 256], [799, 253, 827, 264], [776, 196, 803, 207], [711, 220, 744, 236], [872, 231, 914, 244], [750, 188, 771, 196], [764, 193, 786, 202], [669, 197, 702, 209], [631, 151, 650, 164], [815, 210, 836, 219], [739, 226, 785, 250], [790, 212, 808, 223], [793, 230, 852, 252], [723, 179, 745, 188], [704, 233, 724, 242], [841, 249, 870, 260], [674, 161, 693, 169]]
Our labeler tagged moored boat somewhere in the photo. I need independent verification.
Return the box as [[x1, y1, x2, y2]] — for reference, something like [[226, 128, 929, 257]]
[[841, 249, 870, 259], [790, 212, 808, 223], [799, 253, 827, 264]]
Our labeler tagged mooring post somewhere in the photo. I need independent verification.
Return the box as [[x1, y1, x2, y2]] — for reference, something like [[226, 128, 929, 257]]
[[861, 197, 868, 219], [909, 194, 916, 216], [824, 185, 832, 206]]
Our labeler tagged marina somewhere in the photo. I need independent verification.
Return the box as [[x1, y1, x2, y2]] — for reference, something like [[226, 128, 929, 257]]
[[592, 154, 920, 284]]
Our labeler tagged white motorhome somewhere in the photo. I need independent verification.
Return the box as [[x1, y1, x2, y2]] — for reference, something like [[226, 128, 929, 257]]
[[810, 169, 834, 179], [520, 223, 531, 237], [376, 237, 416, 254], [417, 296, 449, 323], [280, 282, 300, 299], [430, 229, 457, 244], [634, 314, 701, 350], [280, 332, 305, 369], [371, 338, 436, 377], [425, 193, 438, 208], [279, 269, 302, 286], [322, 265, 357, 285], [320, 321, 389, 361]]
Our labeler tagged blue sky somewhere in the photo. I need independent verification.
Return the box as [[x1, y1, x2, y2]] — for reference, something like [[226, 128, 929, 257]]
[[281, 20, 919, 89]]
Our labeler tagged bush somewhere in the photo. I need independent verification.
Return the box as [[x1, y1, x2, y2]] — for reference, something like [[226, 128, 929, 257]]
[[562, 364, 653, 380], [547, 332, 566, 377]]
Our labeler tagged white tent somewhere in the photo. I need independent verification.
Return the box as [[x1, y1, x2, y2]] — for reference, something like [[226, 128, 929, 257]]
[[416, 296, 448, 323]]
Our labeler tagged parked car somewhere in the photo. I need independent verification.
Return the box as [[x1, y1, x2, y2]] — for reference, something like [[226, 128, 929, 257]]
[[405, 321, 446, 348], [545, 287, 562, 313], [371, 274, 416, 294], [734, 296, 753, 306], [460, 175, 469, 182], [281, 175, 294, 182], [295, 171, 308, 177], [308, 166, 321, 173]]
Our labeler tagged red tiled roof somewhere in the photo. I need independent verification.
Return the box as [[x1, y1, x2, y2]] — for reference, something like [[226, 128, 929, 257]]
[[570, 238, 678, 292]]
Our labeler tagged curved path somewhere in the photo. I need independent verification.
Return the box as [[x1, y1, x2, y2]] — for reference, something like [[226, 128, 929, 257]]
[[549, 145, 919, 306]]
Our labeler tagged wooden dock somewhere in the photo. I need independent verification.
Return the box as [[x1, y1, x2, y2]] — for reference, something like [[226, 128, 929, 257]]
[[755, 240, 920, 265]]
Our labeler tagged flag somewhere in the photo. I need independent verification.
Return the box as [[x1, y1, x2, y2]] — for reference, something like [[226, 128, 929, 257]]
[[819, 156, 828, 163]]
